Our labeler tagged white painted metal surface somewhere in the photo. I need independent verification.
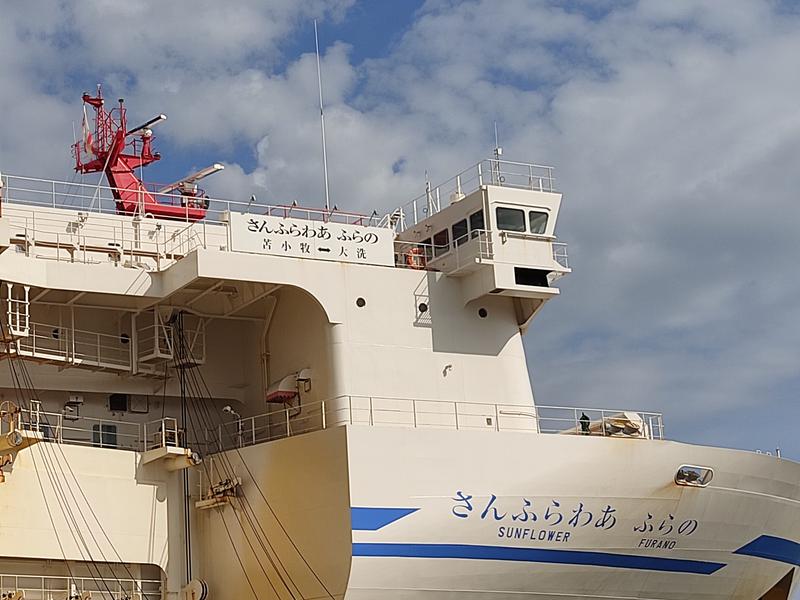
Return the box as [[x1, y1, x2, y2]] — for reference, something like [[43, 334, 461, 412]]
[[0, 159, 796, 600]]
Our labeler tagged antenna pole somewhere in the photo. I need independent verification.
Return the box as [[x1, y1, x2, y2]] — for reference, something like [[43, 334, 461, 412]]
[[492, 120, 503, 184], [315, 20, 331, 212]]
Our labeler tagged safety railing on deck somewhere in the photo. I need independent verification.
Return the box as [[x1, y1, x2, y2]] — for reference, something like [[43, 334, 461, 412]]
[[552, 242, 569, 269], [385, 158, 556, 232], [0, 173, 376, 226], [14, 405, 186, 454], [6, 396, 663, 457], [394, 229, 494, 272], [2, 203, 205, 268], [8, 321, 134, 371], [0, 571, 161, 600], [210, 396, 664, 453]]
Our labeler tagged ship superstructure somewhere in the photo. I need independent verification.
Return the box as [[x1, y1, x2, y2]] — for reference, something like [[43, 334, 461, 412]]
[[0, 92, 798, 600]]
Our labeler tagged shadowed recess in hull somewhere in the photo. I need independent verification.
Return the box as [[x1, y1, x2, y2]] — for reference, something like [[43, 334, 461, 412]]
[[735, 536, 800, 566], [352, 543, 726, 574]]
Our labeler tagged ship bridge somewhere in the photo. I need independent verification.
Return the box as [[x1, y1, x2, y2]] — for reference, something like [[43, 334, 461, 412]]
[[389, 158, 570, 328]]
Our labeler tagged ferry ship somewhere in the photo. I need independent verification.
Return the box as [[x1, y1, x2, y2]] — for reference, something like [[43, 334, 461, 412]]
[[0, 89, 798, 600]]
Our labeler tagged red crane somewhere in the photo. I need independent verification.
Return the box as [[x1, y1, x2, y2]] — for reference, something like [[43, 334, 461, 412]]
[[73, 86, 222, 221]]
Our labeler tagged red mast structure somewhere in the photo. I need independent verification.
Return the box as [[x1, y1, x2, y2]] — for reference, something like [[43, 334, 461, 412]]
[[73, 86, 218, 221]]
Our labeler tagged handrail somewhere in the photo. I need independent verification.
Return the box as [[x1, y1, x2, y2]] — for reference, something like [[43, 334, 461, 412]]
[[209, 396, 665, 453], [0, 571, 161, 600], [15, 407, 186, 454], [385, 158, 556, 232], [9, 396, 663, 457], [394, 229, 494, 272], [0, 172, 380, 227]]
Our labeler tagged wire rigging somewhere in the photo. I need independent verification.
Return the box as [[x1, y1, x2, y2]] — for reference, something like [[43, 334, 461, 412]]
[[1, 313, 152, 600]]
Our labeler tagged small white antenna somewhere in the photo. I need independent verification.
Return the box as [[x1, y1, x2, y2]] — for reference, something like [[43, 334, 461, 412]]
[[315, 20, 331, 212], [492, 120, 503, 184], [425, 170, 433, 215], [493, 120, 503, 158]]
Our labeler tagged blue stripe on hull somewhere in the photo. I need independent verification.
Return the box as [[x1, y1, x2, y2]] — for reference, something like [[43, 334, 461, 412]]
[[351, 507, 419, 530], [352, 542, 726, 575], [734, 535, 800, 566]]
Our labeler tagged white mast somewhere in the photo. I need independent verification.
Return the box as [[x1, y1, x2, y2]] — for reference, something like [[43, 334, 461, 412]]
[[315, 20, 331, 212]]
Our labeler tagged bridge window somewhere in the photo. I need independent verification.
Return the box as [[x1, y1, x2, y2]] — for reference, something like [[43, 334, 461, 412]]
[[433, 229, 450, 257], [529, 211, 548, 235], [469, 210, 485, 238], [495, 207, 526, 232], [420, 238, 433, 262], [453, 219, 468, 246]]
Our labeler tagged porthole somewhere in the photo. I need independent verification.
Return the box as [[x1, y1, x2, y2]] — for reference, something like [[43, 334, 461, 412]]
[[356, 297, 366, 308], [120, 333, 130, 345], [478, 308, 488, 319], [51, 328, 60, 340], [418, 302, 429, 313]]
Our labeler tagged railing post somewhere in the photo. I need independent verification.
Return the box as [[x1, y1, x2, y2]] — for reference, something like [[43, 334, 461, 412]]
[[412, 399, 417, 428], [454, 403, 459, 430], [285, 407, 291, 437], [368, 397, 374, 426], [321, 400, 327, 430], [348, 396, 353, 424], [477, 162, 483, 186], [494, 404, 500, 432]]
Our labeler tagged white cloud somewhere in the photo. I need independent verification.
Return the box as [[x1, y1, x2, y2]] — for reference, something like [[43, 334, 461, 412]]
[[2, 0, 800, 458]]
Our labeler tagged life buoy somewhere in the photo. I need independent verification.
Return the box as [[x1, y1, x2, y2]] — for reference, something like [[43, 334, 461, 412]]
[[405, 246, 426, 269]]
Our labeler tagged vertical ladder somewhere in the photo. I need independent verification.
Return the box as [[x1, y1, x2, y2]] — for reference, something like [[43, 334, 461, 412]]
[[3, 283, 30, 340]]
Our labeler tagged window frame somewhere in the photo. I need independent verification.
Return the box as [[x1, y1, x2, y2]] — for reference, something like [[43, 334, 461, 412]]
[[432, 229, 450, 257], [495, 206, 526, 232], [469, 210, 485, 238], [528, 210, 549, 235], [452, 218, 469, 246]]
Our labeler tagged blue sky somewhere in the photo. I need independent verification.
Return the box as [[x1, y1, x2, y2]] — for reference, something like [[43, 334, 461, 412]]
[[1, 0, 799, 461]]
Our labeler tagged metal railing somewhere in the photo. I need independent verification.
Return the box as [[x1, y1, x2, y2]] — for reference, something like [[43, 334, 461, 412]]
[[5, 396, 663, 458], [385, 158, 556, 232], [209, 396, 664, 453], [0, 571, 161, 600], [10, 321, 133, 371], [14, 406, 185, 454], [394, 230, 494, 272], [142, 417, 182, 451], [552, 241, 569, 269], [0, 173, 376, 226], [2, 203, 204, 268]]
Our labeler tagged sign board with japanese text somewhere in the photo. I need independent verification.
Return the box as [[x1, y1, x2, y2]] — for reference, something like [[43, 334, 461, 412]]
[[228, 213, 395, 267]]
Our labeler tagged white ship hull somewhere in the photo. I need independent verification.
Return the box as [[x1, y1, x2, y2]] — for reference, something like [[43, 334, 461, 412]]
[[195, 426, 800, 600]]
